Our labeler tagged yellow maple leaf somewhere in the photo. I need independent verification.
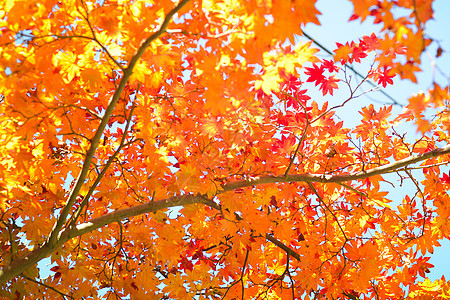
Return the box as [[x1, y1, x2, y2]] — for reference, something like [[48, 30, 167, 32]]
[[177, 164, 201, 191], [254, 66, 280, 95], [52, 51, 80, 83], [200, 118, 221, 138], [129, 60, 149, 84], [269, 263, 286, 276]]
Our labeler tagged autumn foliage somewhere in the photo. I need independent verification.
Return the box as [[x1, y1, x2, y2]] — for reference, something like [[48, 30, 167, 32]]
[[1, 0, 450, 298]]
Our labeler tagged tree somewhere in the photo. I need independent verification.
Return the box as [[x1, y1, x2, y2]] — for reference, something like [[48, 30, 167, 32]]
[[0, 0, 449, 298]]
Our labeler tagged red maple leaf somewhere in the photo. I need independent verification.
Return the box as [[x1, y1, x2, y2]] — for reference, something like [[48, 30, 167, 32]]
[[349, 14, 359, 21], [305, 64, 325, 86], [441, 172, 450, 184], [179, 257, 194, 271], [272, 111, 291, 126], [319, 76, 339, 95], [295, 89, 311, 103], [376, 66, 395, 87], [287, 89, 310, 110], [352, 45, 368, 63], [361, 33, 380, 51], [322, 59, 339, 73], [284, 75, 302, 92]]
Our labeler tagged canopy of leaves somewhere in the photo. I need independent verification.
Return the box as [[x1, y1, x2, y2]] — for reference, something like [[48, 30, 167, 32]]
[[0, 0, 449, 299]]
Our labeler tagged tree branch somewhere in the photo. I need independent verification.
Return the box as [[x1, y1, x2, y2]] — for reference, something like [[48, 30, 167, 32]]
[[221, 143, 450, 191], [265, 234, 301, 261], [61, 194, 215, 240], [21, 275, 74, 300], [68, 104, 137, 227]]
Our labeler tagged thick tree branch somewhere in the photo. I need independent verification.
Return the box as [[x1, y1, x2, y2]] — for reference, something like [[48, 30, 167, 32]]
[[68, 104, 137, 227], [265, 234, 301, 261], [0, 0, 191, 285], [221, 143, 450, 191], [61, 194, 215, 240], [0, 195, 211, 285]]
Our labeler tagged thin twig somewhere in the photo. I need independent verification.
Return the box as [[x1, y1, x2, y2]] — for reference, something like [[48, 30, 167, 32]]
[[302, 30, 401, 105], [284, 92, 311, 176], [21, 275, 74, 299]]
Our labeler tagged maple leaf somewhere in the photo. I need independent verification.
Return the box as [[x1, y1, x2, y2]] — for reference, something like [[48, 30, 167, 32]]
[[81, 68, 102, 90], [283, 75, 302, 92], [349, 0, 379, 21], [286, 89, 310, 110], [305, 64, 325, 85], [177, 164, 201, 192], [374, 66, 395, 87], [351, 44, 368, 63], [334, 42, 352, 63], [255, 66, 281, 95], [201, 118, 222, 138], [319, 76, 340, 96], [393, 61, 421, 83], [361, 33, 380, 51], [322, 59, 339, 73], [406, 92, 428, 115], [272, 134, 296, 154], [52, 51, 80, 83], [440, 172, 450, 184]]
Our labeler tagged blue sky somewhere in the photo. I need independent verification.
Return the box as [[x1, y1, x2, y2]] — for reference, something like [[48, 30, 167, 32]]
[[300, 0, 450, 282]]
